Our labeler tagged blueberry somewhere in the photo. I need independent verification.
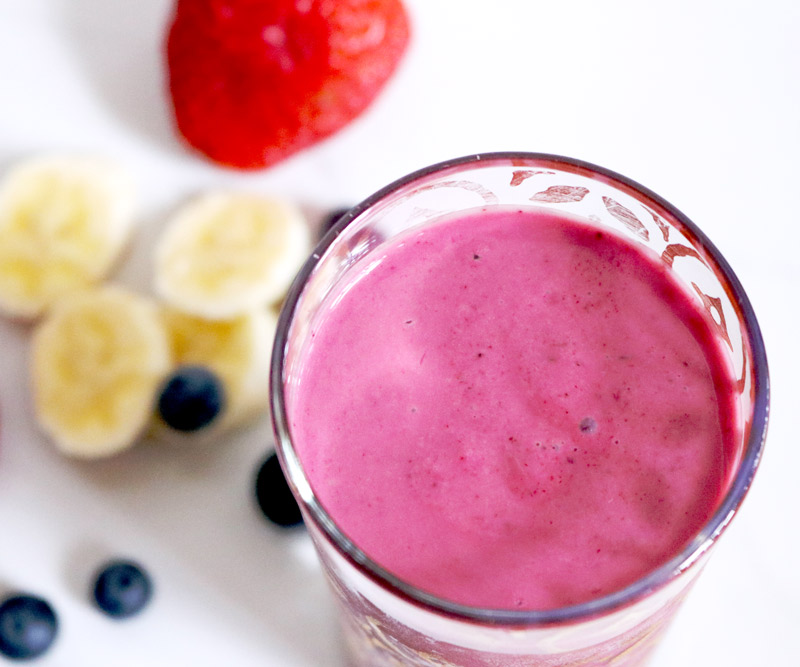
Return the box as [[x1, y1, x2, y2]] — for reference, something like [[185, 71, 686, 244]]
[[319, 207, 352, 238], [92, 560, 153, 619], [157, 365, 225, 432], [255, 452, 303, 528], [0, 594, 58, 660]]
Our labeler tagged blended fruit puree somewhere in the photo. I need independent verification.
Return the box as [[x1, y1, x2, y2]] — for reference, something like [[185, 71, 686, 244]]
[[288, 206, 737, 610]]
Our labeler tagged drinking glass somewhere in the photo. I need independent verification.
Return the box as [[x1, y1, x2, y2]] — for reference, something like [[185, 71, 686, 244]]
[[270, 153, 768, 666]]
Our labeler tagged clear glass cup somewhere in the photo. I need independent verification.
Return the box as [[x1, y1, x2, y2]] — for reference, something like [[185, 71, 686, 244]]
[[270, 153, 769, 666]]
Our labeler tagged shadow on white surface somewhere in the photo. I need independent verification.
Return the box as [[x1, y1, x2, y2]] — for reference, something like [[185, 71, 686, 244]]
[[57, 0, 185, 160]]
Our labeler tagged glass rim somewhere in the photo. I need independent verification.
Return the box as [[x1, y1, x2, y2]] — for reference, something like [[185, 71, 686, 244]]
[[270, 151, 770, 627]]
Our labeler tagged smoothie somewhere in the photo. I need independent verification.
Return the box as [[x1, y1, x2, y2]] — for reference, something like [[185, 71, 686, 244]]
[[287, 205, 737, 611]]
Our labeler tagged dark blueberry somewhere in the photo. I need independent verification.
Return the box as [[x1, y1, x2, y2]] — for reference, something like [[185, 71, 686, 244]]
[[0, 594, 58, 660], [92, 560, 153, 619], [157, 365, 225, 432], [255, 452, 303, 528], [319, 207, 352, 238]]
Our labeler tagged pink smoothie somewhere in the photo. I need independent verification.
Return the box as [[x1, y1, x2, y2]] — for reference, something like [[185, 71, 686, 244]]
[[288, 206, 737, 611]]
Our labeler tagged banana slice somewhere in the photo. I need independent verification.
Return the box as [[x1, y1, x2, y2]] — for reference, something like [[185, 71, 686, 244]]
[[31, 286, 171, 458], [160, 306, 276, 431], [154, 193, 310, 319], [0, 155, 135, 319]]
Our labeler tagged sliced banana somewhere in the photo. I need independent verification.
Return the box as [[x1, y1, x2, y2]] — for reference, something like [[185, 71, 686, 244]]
[[31, 286, 171, 458], [0, 155, 135, 319], [154, 193, 310, 320], [160, 306, 276, 432]]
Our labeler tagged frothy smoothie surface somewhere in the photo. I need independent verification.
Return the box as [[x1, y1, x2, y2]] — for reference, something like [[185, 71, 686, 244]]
[[288, 206, 737, 611]]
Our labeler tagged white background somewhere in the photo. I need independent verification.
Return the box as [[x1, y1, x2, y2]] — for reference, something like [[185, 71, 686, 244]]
[[0, 1, 797, 665]]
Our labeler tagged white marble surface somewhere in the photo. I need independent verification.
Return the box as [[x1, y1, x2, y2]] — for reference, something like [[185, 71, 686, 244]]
[[0, 1, 797, 665]]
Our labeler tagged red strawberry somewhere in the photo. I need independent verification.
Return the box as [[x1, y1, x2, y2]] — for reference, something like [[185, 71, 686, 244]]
[[165, 0, 411, 169]]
